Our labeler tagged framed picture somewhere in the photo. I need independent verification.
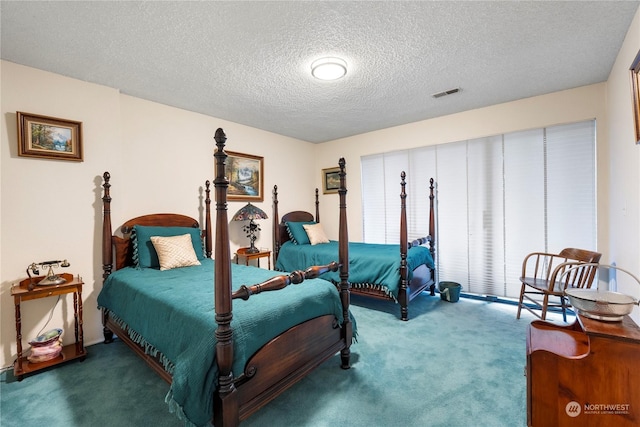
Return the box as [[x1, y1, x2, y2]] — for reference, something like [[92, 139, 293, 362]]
[[227, 151, 264, 201], [631, 49, 640, 144], [17, 112, 83, 161], [322, 166, 341, 194]]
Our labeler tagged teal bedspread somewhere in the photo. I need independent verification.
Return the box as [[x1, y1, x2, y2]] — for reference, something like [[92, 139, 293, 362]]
[[275, 241, 434, 299], [97, 259, 350, 427]]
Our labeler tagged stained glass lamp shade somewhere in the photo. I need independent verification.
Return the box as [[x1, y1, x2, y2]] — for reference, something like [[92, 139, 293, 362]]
[[232, 203, 268, 253]]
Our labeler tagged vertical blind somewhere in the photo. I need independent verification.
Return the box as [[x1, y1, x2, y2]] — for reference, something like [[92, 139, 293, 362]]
[[361, 120, 596, 299]]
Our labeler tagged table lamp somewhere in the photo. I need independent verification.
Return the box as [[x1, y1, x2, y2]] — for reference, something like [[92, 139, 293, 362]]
[[232, 203, 268, 253]]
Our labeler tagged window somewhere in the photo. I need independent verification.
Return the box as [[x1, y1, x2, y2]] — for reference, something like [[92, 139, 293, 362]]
[[361, 120, 596, 299]]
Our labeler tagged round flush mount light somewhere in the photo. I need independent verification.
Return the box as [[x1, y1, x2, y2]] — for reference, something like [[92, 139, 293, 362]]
[[311, 57, 347, 80]]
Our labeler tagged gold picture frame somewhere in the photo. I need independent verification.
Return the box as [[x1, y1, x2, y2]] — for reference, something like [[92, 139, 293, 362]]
[[226, 151, 264, 201], [17, 112, 83, 161], [631, 49, 640, 144], [322, 166, 341, 194]]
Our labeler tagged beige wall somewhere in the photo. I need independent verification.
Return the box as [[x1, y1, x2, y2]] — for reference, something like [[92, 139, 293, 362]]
[[1, 6, 639, 368], [606, 7, 640, 324], [0, 61, 316, 368]]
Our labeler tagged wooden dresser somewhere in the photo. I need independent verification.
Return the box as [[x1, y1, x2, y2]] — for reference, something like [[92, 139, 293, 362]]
[[526, 314, 640, 426]]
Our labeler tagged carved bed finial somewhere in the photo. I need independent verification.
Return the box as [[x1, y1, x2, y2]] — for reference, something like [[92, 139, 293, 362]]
[[214, 127, 227, 148]]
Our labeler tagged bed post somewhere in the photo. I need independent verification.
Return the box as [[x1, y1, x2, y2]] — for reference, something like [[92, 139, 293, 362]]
[[398, 172, 409, 321], [102, 172, 113, 281], [205, 180, 212, 258], [272, 185, 280, 265], [428, 178, 436, 295], [212, 128, 239, 426], [101, 171, 115, 343], [337, 158, 352, 369], [315, 188, 320, 223]]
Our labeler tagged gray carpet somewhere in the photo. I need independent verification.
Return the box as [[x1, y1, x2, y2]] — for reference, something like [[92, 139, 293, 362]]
[[1, 294, 546, 426]]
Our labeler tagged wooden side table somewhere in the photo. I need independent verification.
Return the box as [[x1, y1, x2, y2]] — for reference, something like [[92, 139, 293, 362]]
[[526, 315, 640, 426], [11, 272, 87, 380], [236, 247, 271, 269]]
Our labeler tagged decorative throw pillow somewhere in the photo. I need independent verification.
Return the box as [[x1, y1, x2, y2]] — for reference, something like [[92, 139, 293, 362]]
[[286, 221, 316, 245], [134, 225, 205, 268], [303, 223, 330, 245], [150, 234, 201, 271]]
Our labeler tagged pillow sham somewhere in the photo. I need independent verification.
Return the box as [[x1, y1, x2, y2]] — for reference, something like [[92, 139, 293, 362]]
[[285, 221, 316, 245], [134, 225, 204, 268], [150, 234, 201, 271], [303, 223, 330, 245]]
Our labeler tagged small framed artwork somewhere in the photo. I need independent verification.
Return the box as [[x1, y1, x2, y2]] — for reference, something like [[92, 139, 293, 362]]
[[631, 49, 640, 144], [227, 151, 264, 201], [17, 112, 83, 161], [322, 166, 341, 194]]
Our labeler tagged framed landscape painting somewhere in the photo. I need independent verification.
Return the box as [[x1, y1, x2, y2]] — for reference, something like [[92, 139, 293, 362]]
[[17, 112, 83, 161], [322, 166, 341, 194], [226, 151, 264, 201]]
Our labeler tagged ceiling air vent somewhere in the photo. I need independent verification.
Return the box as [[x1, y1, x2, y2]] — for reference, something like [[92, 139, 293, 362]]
[[432, 87, 461, 99]]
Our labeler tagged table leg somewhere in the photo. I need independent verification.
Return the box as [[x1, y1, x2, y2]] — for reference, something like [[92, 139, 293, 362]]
[[14, 296, 23, 378]]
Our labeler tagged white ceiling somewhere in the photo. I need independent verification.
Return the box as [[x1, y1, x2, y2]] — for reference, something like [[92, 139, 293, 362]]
[[1, 1, 639, 143]]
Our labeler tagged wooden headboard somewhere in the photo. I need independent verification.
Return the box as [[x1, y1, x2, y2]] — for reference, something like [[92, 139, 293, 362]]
[[272, 186, 320, 260], [101, 173, 212, 276]]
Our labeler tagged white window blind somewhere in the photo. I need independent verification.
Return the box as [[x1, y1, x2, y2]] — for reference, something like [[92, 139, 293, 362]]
[[361, 120, 596, 299]]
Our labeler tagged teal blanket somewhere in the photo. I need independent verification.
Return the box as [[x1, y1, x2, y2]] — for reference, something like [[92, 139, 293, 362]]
[[275, 241, 434, 299], [97, 259, 351, 426]]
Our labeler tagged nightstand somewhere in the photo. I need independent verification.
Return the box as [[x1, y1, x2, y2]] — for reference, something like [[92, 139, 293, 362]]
[[11, 273, 87, 380], [236, 247, 271, 269]]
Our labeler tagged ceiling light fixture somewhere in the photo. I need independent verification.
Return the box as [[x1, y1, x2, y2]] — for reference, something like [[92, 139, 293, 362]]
[[311, 57, 347, 81]]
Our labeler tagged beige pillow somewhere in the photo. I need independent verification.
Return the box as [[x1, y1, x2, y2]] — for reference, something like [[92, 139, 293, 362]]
[[150, 234, 201, 271], [303, 223, 330, 245]]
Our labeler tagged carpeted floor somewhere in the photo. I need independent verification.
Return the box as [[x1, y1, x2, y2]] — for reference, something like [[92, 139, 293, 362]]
[[1, 294, 555, 426]]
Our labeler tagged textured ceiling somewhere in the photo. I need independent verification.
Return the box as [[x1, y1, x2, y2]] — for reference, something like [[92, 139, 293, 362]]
[[1, 1, 639, 143]]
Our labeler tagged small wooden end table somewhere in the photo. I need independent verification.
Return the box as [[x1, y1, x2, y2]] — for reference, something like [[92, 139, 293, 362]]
[[11, 273, 87, 380], [236, 247, 271, 269]]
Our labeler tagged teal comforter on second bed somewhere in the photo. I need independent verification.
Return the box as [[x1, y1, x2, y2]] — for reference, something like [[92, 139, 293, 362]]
[[97, 259, 351, 427], [275, 240, 434, 299]]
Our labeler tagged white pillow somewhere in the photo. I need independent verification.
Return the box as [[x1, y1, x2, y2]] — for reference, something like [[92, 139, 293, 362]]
[[150, 234, 201, 271], [303, 223, 330, 245]]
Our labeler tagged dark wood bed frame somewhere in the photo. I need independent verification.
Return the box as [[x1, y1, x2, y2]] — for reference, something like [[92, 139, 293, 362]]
[[101, 128, 352, 427], [273, 172, 436, 321]]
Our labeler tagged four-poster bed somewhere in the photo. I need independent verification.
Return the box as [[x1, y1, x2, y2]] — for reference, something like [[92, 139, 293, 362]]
[[98, 128, 353, 427], [273, 173, 436, 321]]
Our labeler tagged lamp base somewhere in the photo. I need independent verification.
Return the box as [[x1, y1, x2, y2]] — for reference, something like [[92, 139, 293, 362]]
[[245, 245, 260, 254]]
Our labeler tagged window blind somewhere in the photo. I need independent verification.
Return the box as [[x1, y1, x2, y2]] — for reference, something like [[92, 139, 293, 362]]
[[360, 120, 596, 299]]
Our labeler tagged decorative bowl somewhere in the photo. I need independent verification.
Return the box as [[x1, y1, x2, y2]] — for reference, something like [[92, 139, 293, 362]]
[[565, 288, 638, 322]]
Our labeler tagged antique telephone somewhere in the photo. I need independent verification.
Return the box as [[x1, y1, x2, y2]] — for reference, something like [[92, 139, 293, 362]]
[[26, 259, 70, 290]]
